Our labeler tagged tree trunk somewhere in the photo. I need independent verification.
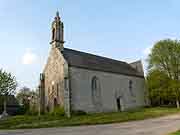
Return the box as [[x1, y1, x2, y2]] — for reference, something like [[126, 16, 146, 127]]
[[176, 99, 180, 108], [2, 96, 8, 117], [3, 98, 7, 113]]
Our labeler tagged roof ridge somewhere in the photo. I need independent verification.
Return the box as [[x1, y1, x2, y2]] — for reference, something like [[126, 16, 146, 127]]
[[63, 48, 128, 65], [62, 48, 144, 78]]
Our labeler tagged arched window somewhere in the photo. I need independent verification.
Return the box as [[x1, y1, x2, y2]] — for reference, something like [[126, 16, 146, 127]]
[[91, 76, 102, 107], [129, 80, 134, 97], [92, 77, 98, 91]]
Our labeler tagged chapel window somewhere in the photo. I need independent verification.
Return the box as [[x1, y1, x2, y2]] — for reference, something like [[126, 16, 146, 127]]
[[91, 76, 101, 106], [129, 80, 134, 97]]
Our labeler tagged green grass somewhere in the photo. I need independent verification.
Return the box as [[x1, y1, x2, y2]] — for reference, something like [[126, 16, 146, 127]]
[[0, 107, 180, 129], [169, 131, 180, 135]]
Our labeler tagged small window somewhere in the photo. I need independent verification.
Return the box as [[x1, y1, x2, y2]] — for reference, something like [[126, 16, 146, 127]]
[[129, 80, 132, 89], [92, 77, 98, 90], [129, 80, 134, 97], [91, 76, 101, 106]]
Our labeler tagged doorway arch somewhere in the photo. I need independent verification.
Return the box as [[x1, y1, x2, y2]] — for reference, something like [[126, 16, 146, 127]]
[[54, 98, 58, 107], [116, 97, 122, 111]]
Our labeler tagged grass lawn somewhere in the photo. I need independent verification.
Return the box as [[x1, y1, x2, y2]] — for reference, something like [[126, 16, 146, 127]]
[[0, 107, 180, 129], [169, 131, 180, 135]]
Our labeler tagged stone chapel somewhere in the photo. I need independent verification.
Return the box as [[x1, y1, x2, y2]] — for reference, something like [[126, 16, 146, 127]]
[[39, 12, 147, 117]]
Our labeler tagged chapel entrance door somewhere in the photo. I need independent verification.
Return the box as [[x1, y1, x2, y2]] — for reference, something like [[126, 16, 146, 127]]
[[116, 97, 121, 111], [54, 98, 58, 107]]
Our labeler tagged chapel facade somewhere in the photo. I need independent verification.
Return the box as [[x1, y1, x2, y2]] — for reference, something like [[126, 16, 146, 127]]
[[39, 12, 147, 117]]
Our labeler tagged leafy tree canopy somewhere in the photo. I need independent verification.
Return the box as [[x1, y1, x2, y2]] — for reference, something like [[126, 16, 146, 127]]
[[0, 69, 17, 96], [147, 39, 180, 108], [148, 39, 180, 80]]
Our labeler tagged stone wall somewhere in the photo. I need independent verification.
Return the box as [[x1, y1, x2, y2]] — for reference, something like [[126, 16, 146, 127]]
[[69, 67, 146, 113], [130, 60, 144, 76], [43, 45, 66, 111]]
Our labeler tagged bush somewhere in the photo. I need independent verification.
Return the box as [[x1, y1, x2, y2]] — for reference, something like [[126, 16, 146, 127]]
[[72, 110, 87, 116], [25, 105, 39, 116], [49, 107, 65, 116], [26, 109, 38, 116], [16, 106, 26, 115]]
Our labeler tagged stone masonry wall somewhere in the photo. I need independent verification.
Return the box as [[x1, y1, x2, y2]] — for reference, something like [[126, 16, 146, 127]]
[[43, 45, 66, 111], [69, 67, 146, 113]]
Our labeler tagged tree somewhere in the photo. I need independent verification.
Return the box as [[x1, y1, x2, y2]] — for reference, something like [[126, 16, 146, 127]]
[[148, 39, 180, 108], [16, 87, 38, 113], [146, 69, 175, 106], [0, 69, 17, 115], [168, 79, 180, 108], [16, 87, 31, 112]]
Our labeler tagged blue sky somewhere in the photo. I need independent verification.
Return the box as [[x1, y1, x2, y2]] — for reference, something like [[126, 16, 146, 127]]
[[0, 0, 180, 90]]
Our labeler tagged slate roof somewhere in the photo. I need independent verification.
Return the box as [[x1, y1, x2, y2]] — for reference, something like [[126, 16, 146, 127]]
[[62, 48, 144, 78]]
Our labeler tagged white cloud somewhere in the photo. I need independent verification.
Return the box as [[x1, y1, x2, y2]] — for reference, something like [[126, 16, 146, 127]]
[[22, 49, 38, 65], [143, 46, 152, 56], [142, 46, 154, 75]]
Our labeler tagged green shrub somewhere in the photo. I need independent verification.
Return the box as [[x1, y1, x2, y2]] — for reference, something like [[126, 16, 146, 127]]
[[16, 106, 26, 115], [26, 110, 38, 116], [72, 110, 87, 116], [49, 107, 65, 116]]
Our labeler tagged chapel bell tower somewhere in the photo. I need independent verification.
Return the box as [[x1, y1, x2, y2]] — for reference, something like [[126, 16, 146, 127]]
[[50, 11, 64, 51]]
